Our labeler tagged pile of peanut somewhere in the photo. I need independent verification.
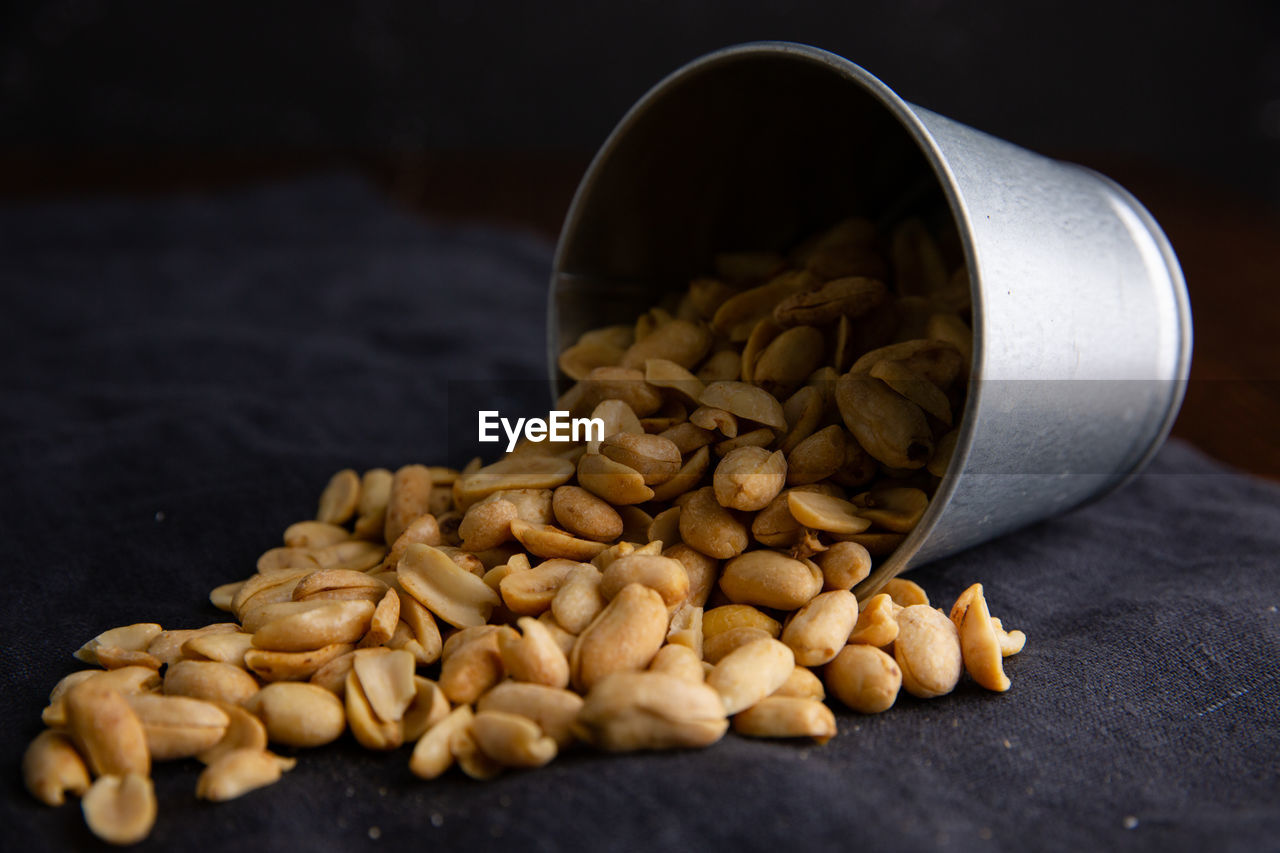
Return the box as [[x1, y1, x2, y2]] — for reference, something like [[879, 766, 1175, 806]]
[[22, 217, 1025, 845]]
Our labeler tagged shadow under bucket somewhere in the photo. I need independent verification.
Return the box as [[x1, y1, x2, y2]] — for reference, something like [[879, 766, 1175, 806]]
[[548, 42, 1193, 595]]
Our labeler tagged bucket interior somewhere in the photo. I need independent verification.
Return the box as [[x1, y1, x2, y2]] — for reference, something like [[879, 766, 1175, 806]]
[[552, 48, 962, 375]]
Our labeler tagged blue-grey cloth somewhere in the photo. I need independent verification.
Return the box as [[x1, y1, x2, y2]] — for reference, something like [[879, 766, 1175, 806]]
[[1, 178, 1276, 852]]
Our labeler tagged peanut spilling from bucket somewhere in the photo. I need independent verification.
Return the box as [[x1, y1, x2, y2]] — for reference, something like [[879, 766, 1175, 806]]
[[22, 217, 1025, 844]]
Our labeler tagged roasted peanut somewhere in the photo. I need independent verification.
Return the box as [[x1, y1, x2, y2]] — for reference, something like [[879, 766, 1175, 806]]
[[164, 660, 260, 706], [470, 711, 558, 768], [719, 550, 823, 610], [780, 590, 860, 666], [732, 696, 836, 743], [826, 643, 902, 713], [570, 583, 668, 691], [678, 486, 748, 560], [196, 749, 295, 802], [81, 774, 156, 846], [64, 681, 150, 778], [706, 638, 795, 714], [573, 671, 728, 751], [243, 682, 346, 748], [23, 730, 90, 806], [894, 604, 963, 699], [317, 468, 360, 525], [713, 447, 787, 511]]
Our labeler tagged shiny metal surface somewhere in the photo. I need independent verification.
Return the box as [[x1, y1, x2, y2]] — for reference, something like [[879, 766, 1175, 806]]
[[548, 42, 1192, 592]]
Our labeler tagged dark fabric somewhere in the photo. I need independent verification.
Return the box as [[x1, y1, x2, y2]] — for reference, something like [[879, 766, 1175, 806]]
[[2, 179, 1277, 852]]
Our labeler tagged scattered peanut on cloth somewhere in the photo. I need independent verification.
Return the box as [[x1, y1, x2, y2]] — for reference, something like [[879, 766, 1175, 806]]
[[21, 217, 1025, 844]]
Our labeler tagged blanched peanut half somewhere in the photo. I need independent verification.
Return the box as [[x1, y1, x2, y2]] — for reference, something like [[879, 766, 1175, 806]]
[[251, 599, 376, 652], [884, 577, 929, 607], [292, 569, 388, 603], [665, 602, 703, 658], [703, 604, 781, 640], [786, 424, 846, 486], [402, 677, 451, 742], [719, 550, 823, 611], [570, 583, 668, 692], [857, 487, 929, 533], [459, 498, 518, 552], [410, 704, 474, 780], [949, 583, 1016, 692], [383, 513, 443, 569], [600, 554, 689, 608], [398, 543, 499, 629], [284, 521, 350, 549], [244, 683, 346, 748], [359, 588, 401, 648], [787, 491, 872, 535], [649, 445, 712, 503], [711, 271, 813, 342], [817, 541, 872, 591], [690, 405, 738, 438], [499, 617, 570, 688], [125, 694, 229, 761], [600, 432, 683, 486], [713, 447, 787, 512], [647, 505, 681, 548], [835, 374, 933, 470], [501, 557, 581, 617], [772, 666, 825, 701], [703, 626, 773, 665], [210, 581, 242, 612], [384, 464, 434, 544], [74, 623, 163, 666], [510, 519, 609, 561], [311, 539, 388, 572], [848, 594, 901, 647], [648, 643, 705, 683], [870, 358, 952, 425], [197, 749, 295, 802], [587, 399, 644, 453], [700, 381, 787, 431], [577, 452, 655, 505], [732, 696, 836, 744], [826, 644, 902, 714], [317, 468, 360, 525], [707, 637, 795, 715], [64, 681, 150, 778], [146, 623, 239, 667], [558, 331, 628, 381], [450, 725, 503, 781], [256, 546, 322, 574], [679, 487, 748, 560], [164, 660, 260, 706], [81, 774, 156, 846], [439, 630, 508, 705], [552, 485, 624, 542], [990, 618, 1027, 656], [550, 564, 606, 634], [197, 703, 269, 766], [478, 682, 583, 748], [471, 711, 558, 768], [664, 544, 718, 609], [453, 455, 575, 511], [345, 670, 403, 751], [23, 730, 90, 806], [397, 590, 444, 664], [752, 325, 827, 397], [244, 643, 355, 682], [781, 590, 860, 667], [644, 358, 705, 406], [573, 671, 728, 751], [894, 605, 962, 699], [44, 667, 161, 728], [620, 318, 712, 371], [751, 492, 804, 548], [353, 648, 417, 722], [353, 467, 394, 539], [233, 570, 308, 618]]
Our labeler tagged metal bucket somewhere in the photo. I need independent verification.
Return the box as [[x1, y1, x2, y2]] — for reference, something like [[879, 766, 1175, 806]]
[[548, 42, 1192, 594]]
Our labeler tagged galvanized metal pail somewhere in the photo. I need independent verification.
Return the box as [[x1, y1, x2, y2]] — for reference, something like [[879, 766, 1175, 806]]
[[548, 42, 1192, 594]]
